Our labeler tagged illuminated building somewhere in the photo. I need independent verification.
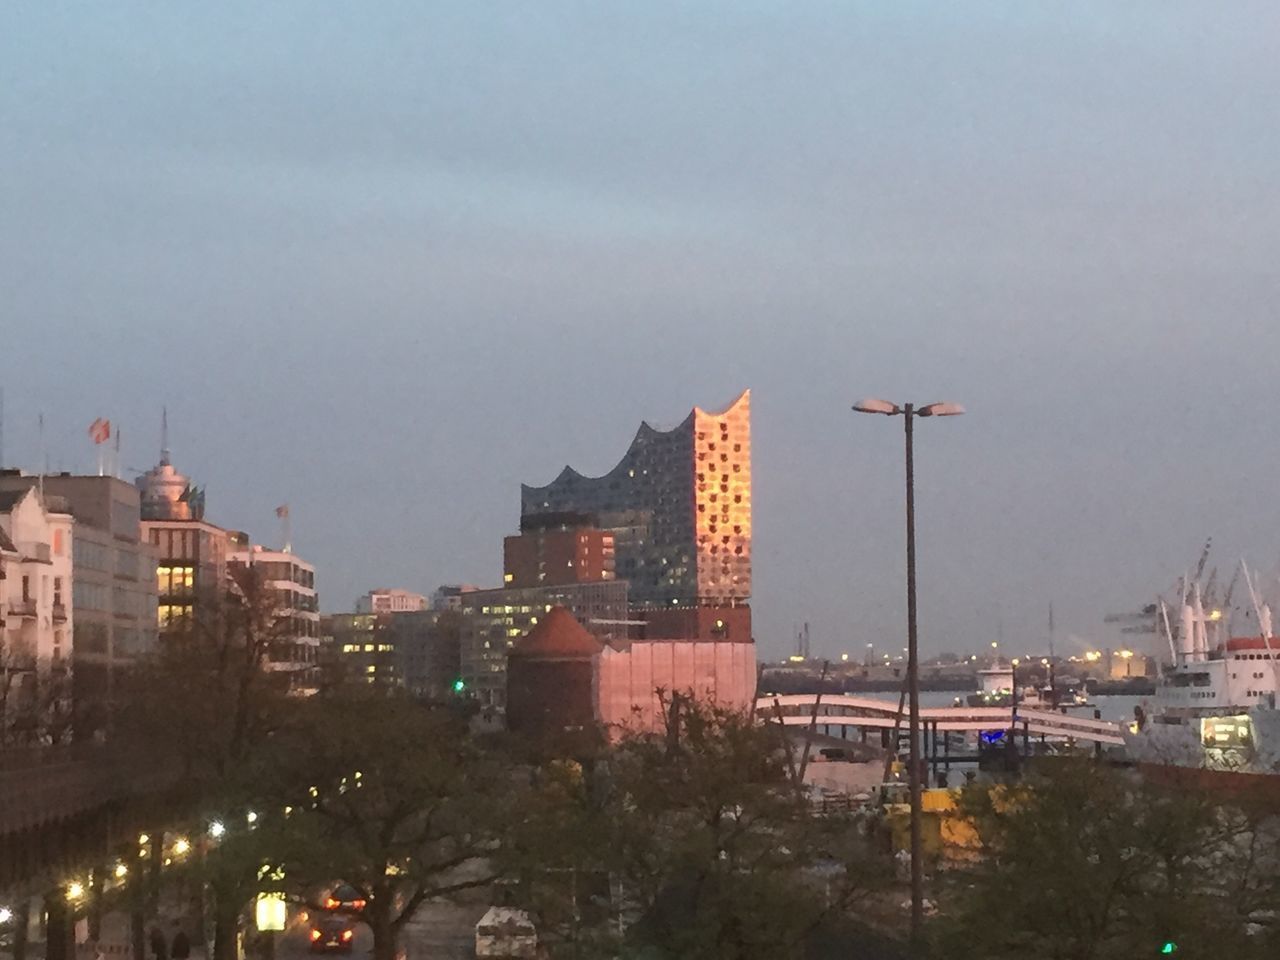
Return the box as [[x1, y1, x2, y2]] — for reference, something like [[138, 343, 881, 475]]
[[0, 472, 157, 733], [506, 607, 757, 739], [458, 580, 630, 707], [321, 609, 460, 698], [0, 484, 74, 671], [355, 588, 428, 614], [322, 613, 393, 686], [521, 390, 752, 640], [227, 535, 320, 694], [502, 512, 615, 588]]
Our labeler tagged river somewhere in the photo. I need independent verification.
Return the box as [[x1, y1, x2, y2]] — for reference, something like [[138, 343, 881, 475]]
[[916, 690, 1146, 725]]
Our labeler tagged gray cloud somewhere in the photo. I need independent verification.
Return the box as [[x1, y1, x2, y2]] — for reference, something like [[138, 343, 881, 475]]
[[4, 3, 1280, 657]]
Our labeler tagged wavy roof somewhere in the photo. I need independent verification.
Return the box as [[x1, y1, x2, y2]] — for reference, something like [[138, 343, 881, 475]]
[[524, 390, 749, 491]]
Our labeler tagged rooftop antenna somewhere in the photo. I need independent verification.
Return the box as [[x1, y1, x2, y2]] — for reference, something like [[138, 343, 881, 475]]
[[37, 411, 45, 498], [277, 503, 292, 553], [114, 426, 122, 479], [160, 406, 170, 465]]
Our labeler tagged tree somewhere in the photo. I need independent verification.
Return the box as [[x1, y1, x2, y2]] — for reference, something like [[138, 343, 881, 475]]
[[937, 759, 1280, 959], [505, 698, 894, 959], [267, 691, 504, 960], [115, 565, 297, 960], [0, 636, 73, 747]]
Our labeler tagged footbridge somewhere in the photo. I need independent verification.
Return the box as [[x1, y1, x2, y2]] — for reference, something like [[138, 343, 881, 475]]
[[758, 693, 1125, 747]]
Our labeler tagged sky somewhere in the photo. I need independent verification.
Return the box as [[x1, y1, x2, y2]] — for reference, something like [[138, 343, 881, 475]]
[[4, 3, 1280, 661]]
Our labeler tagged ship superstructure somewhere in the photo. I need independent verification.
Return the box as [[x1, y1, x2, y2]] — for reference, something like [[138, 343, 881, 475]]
[[1124, 559, 1280, 776]]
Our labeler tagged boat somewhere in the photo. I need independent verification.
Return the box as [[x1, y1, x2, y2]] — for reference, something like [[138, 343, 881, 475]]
[[953, 664, 1093, 710], [955, 665, 1013, 708], [1121, 564, 1280, 789]]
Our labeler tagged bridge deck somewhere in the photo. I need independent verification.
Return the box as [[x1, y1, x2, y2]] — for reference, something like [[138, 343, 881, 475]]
[[758, 694, 1125, 745]]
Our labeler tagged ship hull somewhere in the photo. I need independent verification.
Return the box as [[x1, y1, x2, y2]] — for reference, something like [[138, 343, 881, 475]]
[[1135, 761, 1280, 804], [1123, 705, 1280, 803]]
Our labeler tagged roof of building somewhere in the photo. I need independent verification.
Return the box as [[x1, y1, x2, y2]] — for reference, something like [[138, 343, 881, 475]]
[[509, 606, 603, 659], [0, 527, 16, 554], [0, 487, 71, 516]]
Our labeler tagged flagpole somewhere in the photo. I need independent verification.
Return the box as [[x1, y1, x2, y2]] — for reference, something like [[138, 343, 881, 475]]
[[278, 505, 291, 554]]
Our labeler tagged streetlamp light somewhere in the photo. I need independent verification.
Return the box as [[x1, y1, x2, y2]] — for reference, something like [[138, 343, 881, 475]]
[[852, 398, 964, 949]]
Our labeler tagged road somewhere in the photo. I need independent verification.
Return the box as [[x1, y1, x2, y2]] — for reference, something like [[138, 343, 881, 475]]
[[279, 898, 488, 960]]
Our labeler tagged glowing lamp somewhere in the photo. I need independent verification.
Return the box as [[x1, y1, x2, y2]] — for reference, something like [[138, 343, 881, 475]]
[[256, 894, 287, 932]]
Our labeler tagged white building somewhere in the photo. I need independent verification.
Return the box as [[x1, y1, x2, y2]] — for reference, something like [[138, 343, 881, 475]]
[[356, 588, 428, 615], [227, 537, 319, 695], [0, 487, 75, 742]]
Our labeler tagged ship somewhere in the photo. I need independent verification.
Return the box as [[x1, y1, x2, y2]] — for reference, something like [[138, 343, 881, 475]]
[[954, 663, 1092, 710], [1121, 560, 1280, 792]]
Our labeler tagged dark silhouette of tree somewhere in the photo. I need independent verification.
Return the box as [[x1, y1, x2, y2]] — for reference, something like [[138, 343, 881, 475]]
[[116, 565, 297, 960], [505, 699, 894, 959], [938, 759, 1280, 959], [266, 691, 504, 960]]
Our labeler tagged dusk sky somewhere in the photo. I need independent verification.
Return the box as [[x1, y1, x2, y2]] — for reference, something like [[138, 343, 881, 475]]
[[5, 4, 1280, 660]]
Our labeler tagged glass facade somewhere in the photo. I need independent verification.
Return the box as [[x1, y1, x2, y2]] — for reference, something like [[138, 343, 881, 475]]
[[521, 390, 751, 608]]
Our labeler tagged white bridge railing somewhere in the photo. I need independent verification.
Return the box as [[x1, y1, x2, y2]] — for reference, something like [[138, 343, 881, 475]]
[[757, 693, 1125, 745]]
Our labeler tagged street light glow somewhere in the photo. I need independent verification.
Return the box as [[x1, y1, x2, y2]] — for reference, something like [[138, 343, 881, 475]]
[[209, 821, 226, 839], [0, 907, 12, 924], [173, 838, 191, 856], [114, 863, 128, 879], [246, 811, 259, 825], [67, 882, 84, 901]]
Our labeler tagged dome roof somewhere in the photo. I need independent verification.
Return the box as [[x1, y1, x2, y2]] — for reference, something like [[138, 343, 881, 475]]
[[509, 607, 603, 659], [137, 461, 195, 521]]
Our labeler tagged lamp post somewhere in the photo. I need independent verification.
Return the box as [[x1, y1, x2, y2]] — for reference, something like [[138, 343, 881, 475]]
[[853, 398, 964, 951]]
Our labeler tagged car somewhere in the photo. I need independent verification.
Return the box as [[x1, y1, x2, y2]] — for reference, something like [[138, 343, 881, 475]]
[[309, 917, 355, 953], [322, 884, 367, 913]]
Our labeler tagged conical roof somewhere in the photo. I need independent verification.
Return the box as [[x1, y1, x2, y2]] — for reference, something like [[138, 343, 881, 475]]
[[509, 606, 603, 659]]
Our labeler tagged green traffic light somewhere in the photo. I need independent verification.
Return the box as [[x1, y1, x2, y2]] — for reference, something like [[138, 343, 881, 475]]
[[1160, 942, 1177, 955], [453, 679, 465, 693]]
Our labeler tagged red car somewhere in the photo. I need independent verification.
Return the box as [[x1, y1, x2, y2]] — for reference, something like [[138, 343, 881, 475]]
[[322, 884, 367, 913], [309, 917, 355, 954]]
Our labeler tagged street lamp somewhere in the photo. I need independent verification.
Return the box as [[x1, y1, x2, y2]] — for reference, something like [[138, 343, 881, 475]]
[[852, 397, 964, 949]]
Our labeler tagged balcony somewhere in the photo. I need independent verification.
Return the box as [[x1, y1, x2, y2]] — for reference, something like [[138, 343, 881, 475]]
[[52, 602, 67, 623], [8, 598, 37, 619]]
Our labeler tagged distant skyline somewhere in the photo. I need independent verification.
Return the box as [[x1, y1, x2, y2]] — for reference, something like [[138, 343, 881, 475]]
[[5, 3, 1280, 659]]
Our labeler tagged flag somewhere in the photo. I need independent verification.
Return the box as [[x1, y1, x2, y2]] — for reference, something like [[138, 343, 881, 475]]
[[275, 504, 289, 519], [88, 418, 111, 444]]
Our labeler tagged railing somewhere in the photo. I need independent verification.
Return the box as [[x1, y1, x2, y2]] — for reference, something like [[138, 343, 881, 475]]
[[8, 598, 37, 618], [758, 694, 1126, 746], [52, 602, 67, 622]]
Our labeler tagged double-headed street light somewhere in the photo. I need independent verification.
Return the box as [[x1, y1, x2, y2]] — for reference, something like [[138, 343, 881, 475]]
[[852, 398, 964, 950]]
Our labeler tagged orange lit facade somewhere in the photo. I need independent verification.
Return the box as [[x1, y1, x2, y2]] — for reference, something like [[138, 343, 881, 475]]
[[521, 391, 751, 640]]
